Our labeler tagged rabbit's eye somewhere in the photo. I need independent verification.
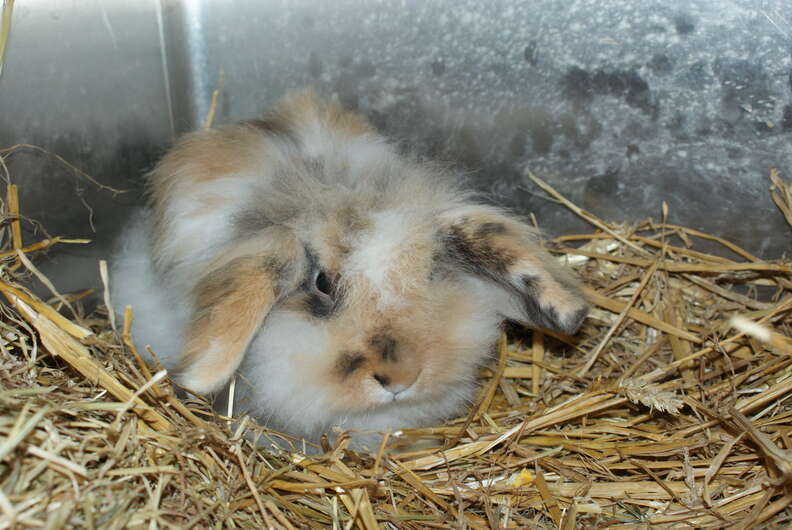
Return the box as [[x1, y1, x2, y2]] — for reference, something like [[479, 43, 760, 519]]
[[305, 269, 338, 318], [314, 270, 333, 297]]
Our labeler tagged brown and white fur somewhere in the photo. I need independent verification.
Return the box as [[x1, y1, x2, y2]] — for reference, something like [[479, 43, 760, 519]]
[[111, 91, 588, 446]]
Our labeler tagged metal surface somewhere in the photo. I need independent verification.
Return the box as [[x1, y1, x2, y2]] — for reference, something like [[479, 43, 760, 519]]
[[0, 0, 171, 293], [1, 0, 790, 294]]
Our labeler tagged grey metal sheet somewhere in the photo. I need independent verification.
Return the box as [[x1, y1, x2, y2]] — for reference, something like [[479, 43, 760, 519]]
[[0, 0, 789, 295]]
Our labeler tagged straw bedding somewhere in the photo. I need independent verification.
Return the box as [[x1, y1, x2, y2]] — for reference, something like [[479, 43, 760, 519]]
[[0, 150, 791, 529]]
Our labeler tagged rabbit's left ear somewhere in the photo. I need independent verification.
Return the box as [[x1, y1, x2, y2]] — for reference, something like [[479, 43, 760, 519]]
[[177, 256, 279, 394], [437, 205, 588, 335], [177, 236, 300, 394]]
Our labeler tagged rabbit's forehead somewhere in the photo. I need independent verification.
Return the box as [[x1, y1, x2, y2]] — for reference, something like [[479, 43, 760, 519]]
[[342, 208, 433, 310]]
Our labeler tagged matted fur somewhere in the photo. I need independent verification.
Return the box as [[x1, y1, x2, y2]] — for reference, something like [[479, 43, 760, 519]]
[[111, 90, 588, 446]]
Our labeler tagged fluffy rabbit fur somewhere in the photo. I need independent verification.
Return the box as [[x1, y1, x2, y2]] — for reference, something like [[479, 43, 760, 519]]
[[111, 91, 588, 446]]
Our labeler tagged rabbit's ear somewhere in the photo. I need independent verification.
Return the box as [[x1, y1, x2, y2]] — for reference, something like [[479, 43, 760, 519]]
[[437, 205, 588, 335], [177, 240, 299, 393]]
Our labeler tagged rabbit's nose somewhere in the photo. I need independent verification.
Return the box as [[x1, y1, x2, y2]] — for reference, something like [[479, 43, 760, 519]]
[[373, 373, 416, 396], [387, 382, 411, 395]]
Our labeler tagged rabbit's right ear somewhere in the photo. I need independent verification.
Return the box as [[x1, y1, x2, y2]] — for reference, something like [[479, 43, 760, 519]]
[[177, 238, 300, 394], [437, 205, 588, 335]]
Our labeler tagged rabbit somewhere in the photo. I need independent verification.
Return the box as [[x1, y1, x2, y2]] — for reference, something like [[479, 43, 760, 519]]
[[110, 90, 588, 448]]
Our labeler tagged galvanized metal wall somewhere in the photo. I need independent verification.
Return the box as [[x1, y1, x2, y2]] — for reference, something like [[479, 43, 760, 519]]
[[1, 0, 790, 293]]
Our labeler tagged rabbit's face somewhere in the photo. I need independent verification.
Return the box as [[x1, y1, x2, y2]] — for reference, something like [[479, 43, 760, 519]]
[[242, 211, 498, 416]]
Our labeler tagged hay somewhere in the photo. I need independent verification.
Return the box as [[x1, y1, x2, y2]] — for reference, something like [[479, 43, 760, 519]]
[[0, 154, 791, 529]]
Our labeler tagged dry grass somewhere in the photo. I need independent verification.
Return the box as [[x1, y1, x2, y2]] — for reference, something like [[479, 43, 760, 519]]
[[0, 156, 791, 529]]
